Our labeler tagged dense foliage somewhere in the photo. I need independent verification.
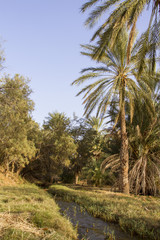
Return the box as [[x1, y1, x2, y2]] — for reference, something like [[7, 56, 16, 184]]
[[0, 1, 160, 196], [0, 75, 37, 174]]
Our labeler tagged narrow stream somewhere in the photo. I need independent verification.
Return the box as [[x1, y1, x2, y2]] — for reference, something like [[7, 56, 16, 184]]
[[57, 200, 140, 240]]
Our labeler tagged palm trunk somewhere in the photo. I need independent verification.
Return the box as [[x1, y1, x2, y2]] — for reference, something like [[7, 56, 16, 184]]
[[120, 87, 129, 194], [75, 172, 79, 185], [5, 160, 9, 177]]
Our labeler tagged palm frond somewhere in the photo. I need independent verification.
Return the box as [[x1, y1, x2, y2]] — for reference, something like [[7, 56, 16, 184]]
[[81, 0, 102, 13], [72, 72, 101, 86], [85, 0, 121, 28], [100, 154, 120, 173]]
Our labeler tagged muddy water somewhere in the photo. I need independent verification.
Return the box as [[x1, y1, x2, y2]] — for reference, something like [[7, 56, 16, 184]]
[[57, 200, 139, 240]]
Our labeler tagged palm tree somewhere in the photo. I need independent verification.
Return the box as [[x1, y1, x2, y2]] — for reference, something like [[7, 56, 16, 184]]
[[129, 73, 160, 195], [81, 0, 160, 71], [72, 31, 152, 194], [101, 69, 159, 195], [101, 113, 160, 195], [86, 116, 104, 132], [129, 119, 160, 195]]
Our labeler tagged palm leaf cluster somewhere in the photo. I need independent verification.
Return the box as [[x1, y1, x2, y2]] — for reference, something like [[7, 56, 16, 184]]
[[81, 0, 160, 71], [128, 80, 160, 195], [73, 32, 150, 122], [101, 118, 160, 195]]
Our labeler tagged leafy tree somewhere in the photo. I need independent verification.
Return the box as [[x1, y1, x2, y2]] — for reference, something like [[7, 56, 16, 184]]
[[70, 117, 97, 184], [36, 112, 77, 184], [27, 120, 42, 150], [72, 31, 153, 194], [0, 74, 36, 174], [21, 120, 43, 180], [64, 116, 104, 185]]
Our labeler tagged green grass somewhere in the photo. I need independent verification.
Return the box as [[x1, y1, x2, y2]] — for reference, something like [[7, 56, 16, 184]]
[[0, 184, 77, 240], [49, 184, 160, 240]]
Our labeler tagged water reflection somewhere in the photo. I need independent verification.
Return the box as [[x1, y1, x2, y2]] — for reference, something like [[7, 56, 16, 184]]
[[56, 200, 139, 240]]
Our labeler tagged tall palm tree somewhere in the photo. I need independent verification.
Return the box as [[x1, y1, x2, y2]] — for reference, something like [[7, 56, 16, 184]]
[[72, 31, 152, 194], [101, 69, 159, 195], [81, 0, 160, 71]]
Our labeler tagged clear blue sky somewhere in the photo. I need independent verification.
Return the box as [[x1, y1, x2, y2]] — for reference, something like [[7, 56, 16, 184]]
[[0, 0, 149, 125]]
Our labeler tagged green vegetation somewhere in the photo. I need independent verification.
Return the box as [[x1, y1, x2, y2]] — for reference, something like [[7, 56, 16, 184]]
[[0, 184, 77, 240], [69, 116, 105, 185], [0, 2, 159, 196], [72, 30, 158, 194], [49, 185, 160, 240], [0, 1, 160, 239], [0, 75, 37, 175], [24, 112, 77, 184], [81, 0, 159, 72]]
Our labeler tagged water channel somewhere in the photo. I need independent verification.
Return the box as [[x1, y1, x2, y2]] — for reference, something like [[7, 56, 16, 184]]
[[56, 200, 140, 240]]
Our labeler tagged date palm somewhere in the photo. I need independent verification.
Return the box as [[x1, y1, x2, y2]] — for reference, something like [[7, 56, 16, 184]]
[[101, 69, 159, 195], [101, 115, 160, 195], [72, 31, 152, 194], [86, 116, 104, 132], [129, 119, 160, 195], [129, 73, 160, 195], [81, 0, 160, 71]]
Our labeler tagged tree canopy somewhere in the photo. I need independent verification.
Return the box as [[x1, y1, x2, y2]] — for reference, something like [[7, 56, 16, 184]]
[[0, 74, 37, 174]]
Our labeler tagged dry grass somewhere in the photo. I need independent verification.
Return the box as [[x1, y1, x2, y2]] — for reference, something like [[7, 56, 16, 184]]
[[0, 212, 47, 237], [0, 184, 77, 240], [0, 167, 25, 187]]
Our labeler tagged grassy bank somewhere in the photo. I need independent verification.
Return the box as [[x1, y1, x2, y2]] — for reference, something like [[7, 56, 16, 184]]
[[0, 184, 77, 240], [49, 185, 160, 240]]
